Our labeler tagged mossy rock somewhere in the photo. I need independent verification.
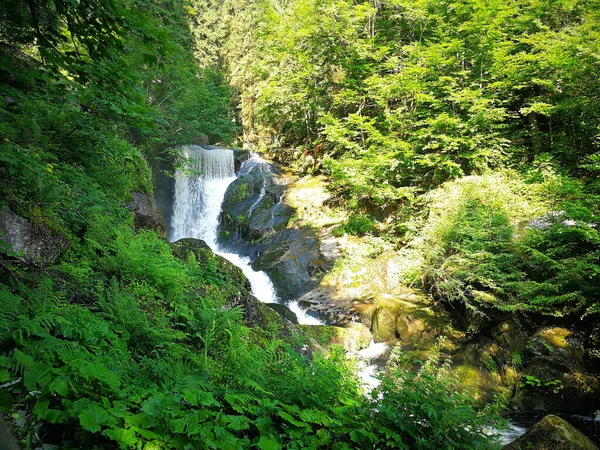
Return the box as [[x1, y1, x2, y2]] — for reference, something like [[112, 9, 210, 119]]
[[170, 238, 297, 334], [369, 293, 443, 346], [504, 415, 598, 450], [491, 317, 531, 352], [126, 191, 166, 236], [0, 205, 70, 265], [298, 323, 371, 354], [452, 364, 500, 403], [171, 238, 249, 291]]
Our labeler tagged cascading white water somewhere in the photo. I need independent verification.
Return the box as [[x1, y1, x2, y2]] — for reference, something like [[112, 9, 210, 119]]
[[169, 145, 321, 323], [357, 340, 388, 393], [170, 145, 277, 304], [171, 146, 236, 245]]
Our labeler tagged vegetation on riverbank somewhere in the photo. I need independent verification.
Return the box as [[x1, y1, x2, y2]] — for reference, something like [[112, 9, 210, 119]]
[[0, 0, 504, 448], [202, 0, 600, 328]]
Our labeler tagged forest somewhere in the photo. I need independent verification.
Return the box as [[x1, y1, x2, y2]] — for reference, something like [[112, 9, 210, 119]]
[[0, 0, 599, 448]]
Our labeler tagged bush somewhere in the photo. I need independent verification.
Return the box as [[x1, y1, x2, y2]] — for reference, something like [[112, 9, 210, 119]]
[[345, 213, 376, 235]]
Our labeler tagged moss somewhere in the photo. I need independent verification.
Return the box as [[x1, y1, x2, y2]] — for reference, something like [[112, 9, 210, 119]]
[[536, 327, 571, 349], [505, 415, 597, 450]]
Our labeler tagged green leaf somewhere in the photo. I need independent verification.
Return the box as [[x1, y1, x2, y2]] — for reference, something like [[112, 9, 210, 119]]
[[49, 376, 69, 396], [103, 428, 138, 447], [257, 436, 282, 450], [78, 403, 115, 433]]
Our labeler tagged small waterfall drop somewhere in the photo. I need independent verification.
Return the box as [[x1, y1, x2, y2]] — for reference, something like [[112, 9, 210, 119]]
[[169, 145, 319, 322], [171, 146, 236, 245]]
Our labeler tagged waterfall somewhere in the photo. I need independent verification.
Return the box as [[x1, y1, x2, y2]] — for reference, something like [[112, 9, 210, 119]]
[[171, 146, 236, 246], [169, 145, 320, 323]]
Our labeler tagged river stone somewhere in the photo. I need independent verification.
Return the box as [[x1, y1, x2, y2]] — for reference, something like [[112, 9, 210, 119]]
[[372, 303, 398, 342], [220, 171, 294, 241], [233, 149, 251, 173], [0, 206, 70, 265], [219, 158, 328, 302], [127, 191, 166, 236], [504, 415, 598, 450], [266, 303, 298, 324], [252, 227, 322, 300]]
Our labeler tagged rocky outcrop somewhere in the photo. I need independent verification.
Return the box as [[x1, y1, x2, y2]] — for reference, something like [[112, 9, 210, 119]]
[[219, 160, 325, 301], [170, 238, 296, 331], [127, 192, 166, 236], [504, 415, 598, 450], [0, 206, 69, 265], [298, 322, 372, 354], [448, 316, 600, 411]]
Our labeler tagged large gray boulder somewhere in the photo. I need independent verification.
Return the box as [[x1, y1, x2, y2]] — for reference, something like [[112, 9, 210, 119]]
[[0, 206, 70, 265], [504, 415, 598, 450], [127, 192, 166, 236]]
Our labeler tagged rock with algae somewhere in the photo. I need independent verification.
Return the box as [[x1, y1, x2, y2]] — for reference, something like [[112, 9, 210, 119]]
[[504, 415, 598, 450]]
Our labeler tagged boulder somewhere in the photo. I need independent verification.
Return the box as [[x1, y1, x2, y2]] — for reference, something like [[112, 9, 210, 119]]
[[220, 171, 295, 242], [369, 293, 441, 345], [127, 192, 166, 236], [266, 303, 298, 324], [219, 164, 325, 301], [0, 206, 70, 265], [504, 415, 598, 450], [515, 326, 600, 413], [372, 303, 398, 342], [170, 238, 297, 331], [298, 322, 372, 354], [233, 149, 251, 173], [252, 227, 323, 300]]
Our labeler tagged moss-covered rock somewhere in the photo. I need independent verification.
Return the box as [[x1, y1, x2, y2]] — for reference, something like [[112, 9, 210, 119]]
[[0, 205, 70, 265], [127, 191, 166, 236], [368, 293, 446, 346], [170, 238, 297, 332], [298, 322, 372, 354], [504, 415, 598, 450]]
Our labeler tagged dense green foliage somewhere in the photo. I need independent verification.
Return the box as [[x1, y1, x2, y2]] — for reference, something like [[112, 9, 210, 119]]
[[0, 0, 503, 448], [204, 0, 600, 323]]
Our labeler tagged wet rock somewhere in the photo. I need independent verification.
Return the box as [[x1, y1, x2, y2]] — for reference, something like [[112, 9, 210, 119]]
[[221, 171, 294, 241], [233, 149, 251, 173], [252, 227, 322, 300], [149, 155, 176, 236], [0, 206, 70, 265], [219, 163, 325, 301], [298, 323, 372, 354], [170, 238, 297, 332], [127, 191, 166, 236], [296, 285, 356, 325], [267, 303, 298, 324], [504, 414, 598, 450]]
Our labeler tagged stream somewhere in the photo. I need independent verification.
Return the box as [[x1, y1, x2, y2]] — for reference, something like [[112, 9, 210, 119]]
[[165, 145, 600, 446], [168, 145, 382, 393], [169, 145, 321, 324]]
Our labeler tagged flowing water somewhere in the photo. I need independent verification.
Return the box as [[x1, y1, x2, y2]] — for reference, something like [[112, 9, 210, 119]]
[[169, 146, 383, 391], [169, 145, 318, 322]]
